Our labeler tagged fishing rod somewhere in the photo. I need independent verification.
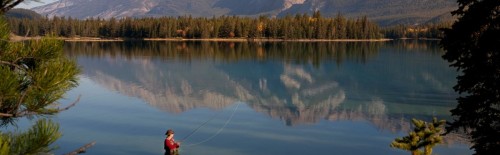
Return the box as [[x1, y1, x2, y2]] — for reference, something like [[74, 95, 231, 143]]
[[181, 102, 241, 147]]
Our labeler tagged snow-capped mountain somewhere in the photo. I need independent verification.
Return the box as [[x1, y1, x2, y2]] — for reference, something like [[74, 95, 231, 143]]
[[32, 0, 457, 25]]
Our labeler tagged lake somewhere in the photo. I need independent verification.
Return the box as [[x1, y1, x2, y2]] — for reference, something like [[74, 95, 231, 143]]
[[52, 40, 472, 155]]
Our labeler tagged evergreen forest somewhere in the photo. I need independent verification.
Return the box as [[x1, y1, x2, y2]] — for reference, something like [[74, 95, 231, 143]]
[[5, 10, 451, 40]]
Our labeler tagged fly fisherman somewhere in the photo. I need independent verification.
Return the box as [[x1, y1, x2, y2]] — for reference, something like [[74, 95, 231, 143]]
[[164, 129, 181, 155]]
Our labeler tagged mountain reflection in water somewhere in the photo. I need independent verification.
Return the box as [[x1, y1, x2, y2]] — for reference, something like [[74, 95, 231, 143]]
[[64, 40, 467, 146]]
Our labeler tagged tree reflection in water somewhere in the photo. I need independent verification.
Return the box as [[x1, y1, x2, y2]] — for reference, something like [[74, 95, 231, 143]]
[[65, 40, 467, 145]]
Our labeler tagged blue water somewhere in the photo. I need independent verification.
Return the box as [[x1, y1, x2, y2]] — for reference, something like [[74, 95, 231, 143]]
[[49, 40, 472, 155]]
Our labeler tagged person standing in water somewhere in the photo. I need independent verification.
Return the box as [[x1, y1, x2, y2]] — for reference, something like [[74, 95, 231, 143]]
[[164, 129, 180, 155]]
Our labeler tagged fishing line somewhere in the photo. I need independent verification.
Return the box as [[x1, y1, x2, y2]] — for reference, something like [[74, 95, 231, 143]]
[[179, 107, 223, 142], [183, 102, 241, 147]]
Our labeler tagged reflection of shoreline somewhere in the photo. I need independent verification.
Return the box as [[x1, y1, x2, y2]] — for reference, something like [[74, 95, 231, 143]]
[[62, 37, 392, 42], [11, 35, 392, 42], [70, 40, 469, 145], [65, 41, 383, 65]]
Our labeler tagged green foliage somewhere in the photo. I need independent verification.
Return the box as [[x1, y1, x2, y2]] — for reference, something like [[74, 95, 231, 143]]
[[0, 17, 80, 118], [5, 12, 453, 39], [440, 0, 500, 154], [1, 1, 80, 155], [1, 119, 61, 155], [390, 117, 445, 155], [0, 134, 10, 155], [6, 13, 383, 40]]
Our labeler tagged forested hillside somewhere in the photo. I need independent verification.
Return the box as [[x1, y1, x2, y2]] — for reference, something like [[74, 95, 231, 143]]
[[4, 8, 42, 19], [7, 13, 383, 39], [31, 0, 456, 26], [6, 11, 450, 39]]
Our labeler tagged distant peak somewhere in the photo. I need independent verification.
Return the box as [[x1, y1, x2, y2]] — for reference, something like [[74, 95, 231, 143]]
[[283, 0, 306, 11], [29, 0, 456, 26]]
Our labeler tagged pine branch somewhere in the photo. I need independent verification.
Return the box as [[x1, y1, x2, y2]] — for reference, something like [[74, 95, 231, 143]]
[[64, 141, 96, 155], [9, 118, 61, 154], [0, 95, 81, 118], [0, 113, 14, 117], [10, 89, 28, 115], [0, 60, 22, 69], [13, 56, 35, 65], [0, 0, 25, 14], [56, 95, 81, 111], [0, 0, 24, 14]]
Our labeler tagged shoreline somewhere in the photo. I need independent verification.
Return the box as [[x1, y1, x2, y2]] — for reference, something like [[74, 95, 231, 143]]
[[11, 35, 394, 42], [65, 37, 394, 42], [12, 35, 423, 42]]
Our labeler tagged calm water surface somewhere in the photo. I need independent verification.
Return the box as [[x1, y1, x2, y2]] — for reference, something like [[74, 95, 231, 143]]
[[53, 41, 472, 155]]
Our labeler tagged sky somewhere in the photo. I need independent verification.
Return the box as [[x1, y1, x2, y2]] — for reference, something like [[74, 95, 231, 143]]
[[15, 0, 58, 9]]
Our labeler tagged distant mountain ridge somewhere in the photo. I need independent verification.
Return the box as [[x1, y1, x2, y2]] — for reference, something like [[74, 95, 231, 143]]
[[32, 0, 457, 26], [5, 8, 43, 20]]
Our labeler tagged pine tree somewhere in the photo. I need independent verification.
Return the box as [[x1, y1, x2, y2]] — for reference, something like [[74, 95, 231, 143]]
[[441, 0, 500, 154], [0, 19, 79, 118], [390, 118, 445, 155], [0, 119, 61, 154], [1, 2, 80, 153]]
